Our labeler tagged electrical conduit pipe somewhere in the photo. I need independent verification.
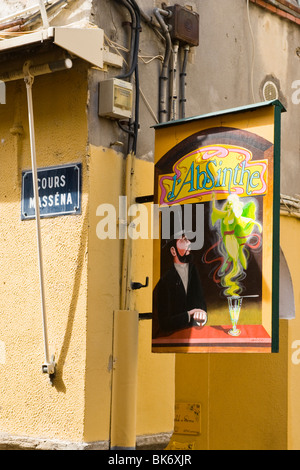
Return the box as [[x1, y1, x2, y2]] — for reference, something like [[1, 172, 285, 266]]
[[109, 0, 141, 449], [154, 7, 172, 123], [110, 148, 139, 450]]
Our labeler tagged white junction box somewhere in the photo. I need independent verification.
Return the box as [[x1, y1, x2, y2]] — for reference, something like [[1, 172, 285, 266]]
[[98, 78, 133, 119]]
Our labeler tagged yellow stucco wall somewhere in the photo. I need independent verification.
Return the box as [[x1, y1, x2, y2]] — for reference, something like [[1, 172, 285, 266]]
[[281, 216, 300, 450], [172, 322, 288, 450], [0, 64, 89, 442], [84, 148, 174, 441], [0, 66, 175, 445], [131, 158, 175, 437], [0, 56, 298, 450], [84, 145, 123, 442], [170, 215, 300, 450]]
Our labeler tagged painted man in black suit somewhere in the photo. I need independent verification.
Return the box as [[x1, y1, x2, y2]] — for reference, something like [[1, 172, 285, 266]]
[[154, 234, 207, 337]]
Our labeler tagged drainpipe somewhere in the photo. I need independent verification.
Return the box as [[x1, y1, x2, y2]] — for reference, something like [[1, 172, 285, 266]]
[[23, 61, 54, 376], [120, 151, 134, 312]]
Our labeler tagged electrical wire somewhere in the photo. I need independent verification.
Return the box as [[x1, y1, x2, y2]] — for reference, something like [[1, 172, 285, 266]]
[[131, 0, 141, 155], [115, 0, 137, 80], [104, 34, 164, 65], [112, 0, 141, 155], [104, 34, 159, 124], [107, 3, 169, 128], [139, 54, 164, 64], [104, 33, 164, 66]]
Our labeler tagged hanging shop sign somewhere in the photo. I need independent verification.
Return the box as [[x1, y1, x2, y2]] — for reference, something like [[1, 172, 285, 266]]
[[21, 163, 81, 220], [152, 100, 285, 353]]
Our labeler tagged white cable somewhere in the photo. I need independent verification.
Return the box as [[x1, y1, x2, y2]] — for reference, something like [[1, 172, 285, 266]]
[[38, 0, 49, 29], [139, 54, 164, 64], [104, 34, 164, 65], [104, 34, 159, 123], [246, 0, 256, 103]]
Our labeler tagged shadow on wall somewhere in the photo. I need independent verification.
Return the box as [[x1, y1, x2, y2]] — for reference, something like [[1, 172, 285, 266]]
[[51, 207, 88, 392]]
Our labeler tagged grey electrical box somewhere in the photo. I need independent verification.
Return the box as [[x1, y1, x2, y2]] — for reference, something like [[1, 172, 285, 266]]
[[98, 78, 133, 120], [165, 4, 199, 47]]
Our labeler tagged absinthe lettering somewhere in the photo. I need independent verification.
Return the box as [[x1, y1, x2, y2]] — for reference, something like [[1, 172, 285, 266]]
[[167, 159, 262, 202]]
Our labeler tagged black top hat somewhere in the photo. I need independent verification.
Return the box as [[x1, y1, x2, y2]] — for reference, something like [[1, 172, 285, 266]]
[[162, 230, 196, 249]]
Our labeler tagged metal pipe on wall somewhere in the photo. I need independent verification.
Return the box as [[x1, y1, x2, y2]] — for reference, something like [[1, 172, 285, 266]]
[[169, 41, 179, 121], [111, 149, 137, 450], [23, 61, 54, 375], [0, 58, 73, 83], [110, 0, 141, 450], [154, 8, 172, 122], [179, 45, 189, 119], [120, 151, 134, 311]]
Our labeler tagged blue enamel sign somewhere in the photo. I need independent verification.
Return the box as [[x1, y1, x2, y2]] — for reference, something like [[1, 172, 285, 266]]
[[21, 163, 81, 220]]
